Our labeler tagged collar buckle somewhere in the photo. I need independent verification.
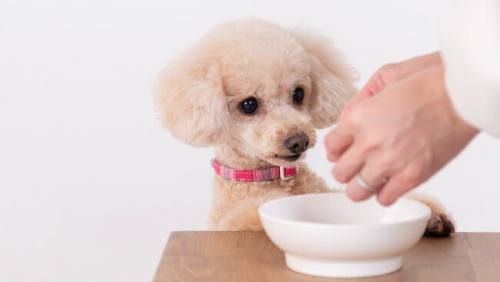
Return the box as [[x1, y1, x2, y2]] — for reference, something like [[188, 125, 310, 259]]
[[280, 165, 299, 181]]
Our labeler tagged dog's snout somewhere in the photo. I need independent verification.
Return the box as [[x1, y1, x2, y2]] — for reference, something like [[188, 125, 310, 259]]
[[284, 133, 310, 154]]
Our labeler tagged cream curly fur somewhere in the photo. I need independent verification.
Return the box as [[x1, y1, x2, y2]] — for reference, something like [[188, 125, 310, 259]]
[[155, 18, 453, 233]]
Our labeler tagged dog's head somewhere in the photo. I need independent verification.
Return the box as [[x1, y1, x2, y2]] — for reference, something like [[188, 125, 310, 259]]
[[155, 18, 357, 167]]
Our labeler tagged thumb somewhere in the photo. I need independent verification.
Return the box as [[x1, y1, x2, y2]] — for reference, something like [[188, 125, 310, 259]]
[[340, 64, 397, 119], [340, 84, 374, 118]]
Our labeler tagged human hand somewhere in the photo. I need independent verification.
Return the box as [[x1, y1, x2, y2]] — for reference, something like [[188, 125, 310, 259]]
[[341, 52, 442, 118], [325, 65, 478, 205]]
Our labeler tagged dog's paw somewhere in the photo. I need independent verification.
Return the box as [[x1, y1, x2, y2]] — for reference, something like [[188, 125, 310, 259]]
[[424, 213, 455, 237]]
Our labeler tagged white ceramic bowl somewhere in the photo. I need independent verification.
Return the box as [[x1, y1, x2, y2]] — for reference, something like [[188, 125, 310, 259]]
[[259, 193, 431, 278]]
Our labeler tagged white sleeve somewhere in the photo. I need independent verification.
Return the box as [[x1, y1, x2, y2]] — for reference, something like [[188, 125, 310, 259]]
[[439, 0, 500, 137]]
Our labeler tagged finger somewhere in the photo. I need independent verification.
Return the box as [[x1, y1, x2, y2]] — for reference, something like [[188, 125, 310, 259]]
[[340, 69, 390, 119], [345, 174, 375, 202], [324, 128, 353, 162], [342, 85, 373, 112], [340, 84, 376, 119], [346, 158, 391, 201], [376, 162, 425, 206], [376, 175, 413, 206], [360, 156, 392, 189], [342, 53, 441, 119], [332, 144, 365, 183]]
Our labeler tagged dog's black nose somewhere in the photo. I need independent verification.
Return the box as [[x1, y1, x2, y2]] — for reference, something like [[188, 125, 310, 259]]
[[284, 133, 310, 154]]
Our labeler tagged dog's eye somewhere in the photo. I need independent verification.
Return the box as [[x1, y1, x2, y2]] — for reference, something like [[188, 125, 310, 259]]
[[239, 98, 258, 114], [292, 87, 305, 104]]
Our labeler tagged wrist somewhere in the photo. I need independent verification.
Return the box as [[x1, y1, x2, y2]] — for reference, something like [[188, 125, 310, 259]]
[[425, 65, 479, 140], [454, 113, 480, 139], [434, 67, 480, 139]]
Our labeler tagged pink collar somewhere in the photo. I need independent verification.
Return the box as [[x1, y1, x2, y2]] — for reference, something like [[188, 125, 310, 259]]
[[211, 159, 299, 182]]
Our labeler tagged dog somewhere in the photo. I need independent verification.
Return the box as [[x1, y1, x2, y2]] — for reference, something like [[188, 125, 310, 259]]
[[155, 18, 454, 236]]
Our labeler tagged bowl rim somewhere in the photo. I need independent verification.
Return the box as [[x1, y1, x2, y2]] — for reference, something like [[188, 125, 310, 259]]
[[258, 193, 431, 230]]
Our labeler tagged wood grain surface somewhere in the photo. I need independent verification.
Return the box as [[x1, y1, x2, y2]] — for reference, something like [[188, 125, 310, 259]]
[[153, 232, 500, 282]]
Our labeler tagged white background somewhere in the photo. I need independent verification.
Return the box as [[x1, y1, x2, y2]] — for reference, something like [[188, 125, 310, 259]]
[[1, 0, 499, 281]]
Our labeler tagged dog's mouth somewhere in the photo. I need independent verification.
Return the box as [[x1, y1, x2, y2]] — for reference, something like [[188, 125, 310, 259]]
[[276, 154, 301, 162]]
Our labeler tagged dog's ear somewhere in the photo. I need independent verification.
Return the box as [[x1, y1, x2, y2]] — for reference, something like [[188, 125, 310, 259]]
[[288, 28, 358, 129], [154, 48, 229, 147]]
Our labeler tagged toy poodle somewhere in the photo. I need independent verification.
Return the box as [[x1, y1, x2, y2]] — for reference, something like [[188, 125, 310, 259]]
[[155, 18, 454, 236]]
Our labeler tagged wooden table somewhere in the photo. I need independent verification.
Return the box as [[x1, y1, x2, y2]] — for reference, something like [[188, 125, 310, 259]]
[[154, 231, 500, 282]]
